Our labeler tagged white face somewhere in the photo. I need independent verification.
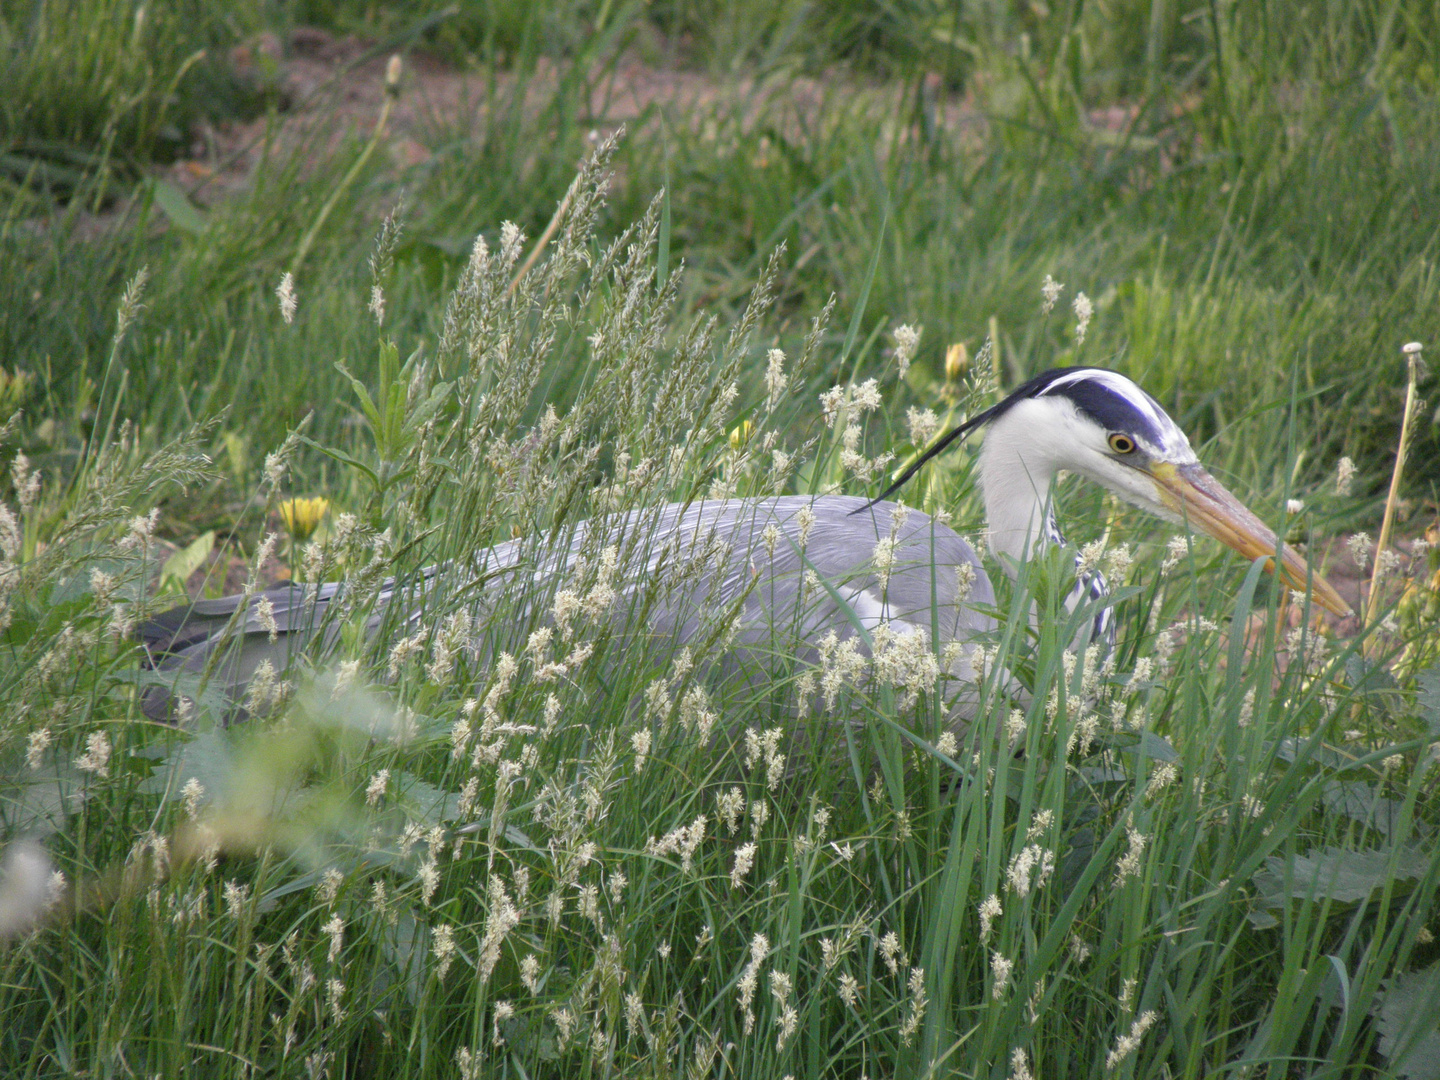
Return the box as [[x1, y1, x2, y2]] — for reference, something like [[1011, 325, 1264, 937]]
[[1026, 372, 1200, 523], [975, 368, 1352, 616], [983, 396, 1173, 525], [1036, 369, 1197, 461]]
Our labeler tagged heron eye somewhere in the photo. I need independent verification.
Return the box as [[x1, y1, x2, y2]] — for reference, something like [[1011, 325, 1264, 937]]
[[1108, 433, 1136, 454]]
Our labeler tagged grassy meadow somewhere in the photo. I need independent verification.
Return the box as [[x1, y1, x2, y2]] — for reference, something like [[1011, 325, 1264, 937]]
[[2, 0, 1440, 1076]]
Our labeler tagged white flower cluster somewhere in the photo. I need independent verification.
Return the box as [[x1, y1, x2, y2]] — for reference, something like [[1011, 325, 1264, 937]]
[[891, 324, 921, 378], [645, 814, 708, 874], [742, 727, 787, 791]]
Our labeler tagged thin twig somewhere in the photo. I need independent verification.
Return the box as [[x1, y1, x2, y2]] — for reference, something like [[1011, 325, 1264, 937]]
[[1365, 342, 1424, 645], [508, 188, 572, 296]]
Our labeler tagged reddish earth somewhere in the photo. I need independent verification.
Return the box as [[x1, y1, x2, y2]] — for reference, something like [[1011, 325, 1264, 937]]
[[169, 27, 893, 211]]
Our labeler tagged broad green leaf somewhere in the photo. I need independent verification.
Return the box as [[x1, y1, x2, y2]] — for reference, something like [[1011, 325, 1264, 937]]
[[1250, 844, 1432, 927], [0, 758, 86, 839], [158, 530, 215, 592], [1321, 780, 1428, 839], [298, 434, 381, 488], [335, 362, 384, 433], [409, 381, 454, 429], [137, 728, 233, 804], [376, 907, 425, 1007], [1375, 961, 1440, 1080], [392, 772, 461, 824], [144, 177, 207, 235]]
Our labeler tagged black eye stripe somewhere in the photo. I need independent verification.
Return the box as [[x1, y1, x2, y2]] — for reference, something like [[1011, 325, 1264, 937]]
[[975, 367, 1165, 446], [1057, 383, 1165, 445]]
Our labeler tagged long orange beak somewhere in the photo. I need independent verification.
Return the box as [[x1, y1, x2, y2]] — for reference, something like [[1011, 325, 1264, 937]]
[[1150, 462, 1350, 617]]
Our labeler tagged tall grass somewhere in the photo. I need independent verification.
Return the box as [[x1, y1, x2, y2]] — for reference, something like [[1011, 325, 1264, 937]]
[[0, 0, 273, 198], [5, 0, 1438, 517], [3, 138, 1438, 1079], [2, 1, 1439, 1076]]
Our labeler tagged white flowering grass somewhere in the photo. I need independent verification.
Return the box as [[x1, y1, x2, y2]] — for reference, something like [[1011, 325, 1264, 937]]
[[2, 138, 1439, 1080]]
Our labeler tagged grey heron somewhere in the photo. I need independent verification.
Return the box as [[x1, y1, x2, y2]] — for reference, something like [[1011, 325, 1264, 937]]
[[140, 366, 1348, 721]]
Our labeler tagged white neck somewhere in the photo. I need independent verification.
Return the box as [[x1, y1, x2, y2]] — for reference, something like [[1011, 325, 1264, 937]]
[[978, 398, 1117, 650], [977, 399, 1067, 576]]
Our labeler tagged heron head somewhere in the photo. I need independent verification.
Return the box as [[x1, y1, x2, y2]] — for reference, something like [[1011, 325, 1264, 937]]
[[1011, 368, 1350, 617]]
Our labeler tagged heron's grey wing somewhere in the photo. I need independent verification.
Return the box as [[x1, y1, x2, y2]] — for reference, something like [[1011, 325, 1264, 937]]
[[579, 496, 1003, 713], [776, 495, 998, 639], [139, 579, 354, 718], [141, 495, 1013, 727], [764, 497, 1019, 721], [138, 556, 474, 718]]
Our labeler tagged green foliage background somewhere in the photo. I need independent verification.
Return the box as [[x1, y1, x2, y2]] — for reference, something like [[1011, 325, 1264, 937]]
[[2, 1, 1439, 1077]]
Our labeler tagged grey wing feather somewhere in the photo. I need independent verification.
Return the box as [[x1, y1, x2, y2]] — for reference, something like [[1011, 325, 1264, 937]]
[[141, 496, 1005, 721], [508, 495, 1005, 716]]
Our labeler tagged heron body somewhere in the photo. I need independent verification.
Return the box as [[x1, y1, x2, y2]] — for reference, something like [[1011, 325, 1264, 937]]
[[142, 496, 1004, 719], [142, 367, 1347, 721]]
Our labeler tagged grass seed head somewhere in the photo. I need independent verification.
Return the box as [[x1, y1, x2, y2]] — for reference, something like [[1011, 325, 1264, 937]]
[[275, 272, 297, 325], [1072, 292, 1093, 343], [991, 951, 1013, 999], [1041, 274, 1065, 314], [891, 324, 921, 377]]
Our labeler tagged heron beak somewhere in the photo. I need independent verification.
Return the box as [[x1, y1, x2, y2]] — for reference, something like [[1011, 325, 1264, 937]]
[[1149, 462, 1351, 617]]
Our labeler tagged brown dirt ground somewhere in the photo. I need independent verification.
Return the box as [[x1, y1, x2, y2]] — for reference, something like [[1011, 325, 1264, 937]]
[[167, 27, 897, 210]]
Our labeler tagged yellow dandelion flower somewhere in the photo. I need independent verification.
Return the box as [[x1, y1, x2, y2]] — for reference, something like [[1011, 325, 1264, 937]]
[[728, 419, 754, 451], [279, 497, 330, 542]]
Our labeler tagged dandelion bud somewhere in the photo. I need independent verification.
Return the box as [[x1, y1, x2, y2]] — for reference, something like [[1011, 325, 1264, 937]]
[[944, 341, 968, 383]]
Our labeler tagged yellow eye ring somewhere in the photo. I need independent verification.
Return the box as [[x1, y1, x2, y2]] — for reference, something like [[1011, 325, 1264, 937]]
[[1108, 433, 1136, 454]]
